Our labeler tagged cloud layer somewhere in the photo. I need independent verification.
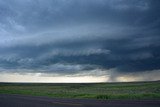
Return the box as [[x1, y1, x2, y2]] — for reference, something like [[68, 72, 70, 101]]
[[0, 0, 160, 82]]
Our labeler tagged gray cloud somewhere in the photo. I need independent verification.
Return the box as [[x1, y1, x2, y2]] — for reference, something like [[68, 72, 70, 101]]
[[0, 0, 160, 81]]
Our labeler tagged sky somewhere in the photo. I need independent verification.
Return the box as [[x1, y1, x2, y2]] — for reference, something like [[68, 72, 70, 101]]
[[0, 0, 160, 83]]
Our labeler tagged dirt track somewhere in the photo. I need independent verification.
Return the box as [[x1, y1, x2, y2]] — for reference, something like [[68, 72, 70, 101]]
[[0, 94, 160, 107]]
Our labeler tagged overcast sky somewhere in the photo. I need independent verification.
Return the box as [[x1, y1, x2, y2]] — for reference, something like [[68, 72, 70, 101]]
[[0, 0, 160, 82]]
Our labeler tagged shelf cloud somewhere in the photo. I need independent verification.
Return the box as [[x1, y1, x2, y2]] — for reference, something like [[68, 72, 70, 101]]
[[0, 0, 160, 82]]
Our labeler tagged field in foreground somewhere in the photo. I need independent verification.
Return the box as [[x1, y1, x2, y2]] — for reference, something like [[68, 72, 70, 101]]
[[0, 81, 160, 100]]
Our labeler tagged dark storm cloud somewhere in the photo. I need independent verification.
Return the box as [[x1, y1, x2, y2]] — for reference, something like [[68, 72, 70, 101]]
[[0, 0, 160, 76]]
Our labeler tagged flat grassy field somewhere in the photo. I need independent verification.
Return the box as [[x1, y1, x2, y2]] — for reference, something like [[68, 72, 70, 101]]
[[0, 81, 160, 100]]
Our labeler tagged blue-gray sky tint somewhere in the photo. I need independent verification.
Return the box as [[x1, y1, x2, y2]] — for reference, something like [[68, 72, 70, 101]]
[[0, 0, 160, 82]]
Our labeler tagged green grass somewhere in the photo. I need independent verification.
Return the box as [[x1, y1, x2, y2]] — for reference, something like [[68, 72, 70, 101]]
[[0, 81, 160, 100]]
